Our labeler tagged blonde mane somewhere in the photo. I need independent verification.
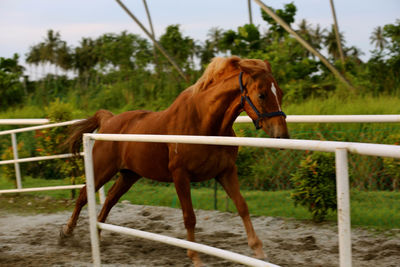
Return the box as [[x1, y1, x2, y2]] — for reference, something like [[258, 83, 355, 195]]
[[190, 56, 269, 94]]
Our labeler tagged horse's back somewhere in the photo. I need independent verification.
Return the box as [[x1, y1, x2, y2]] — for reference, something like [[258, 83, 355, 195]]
[[99, 110, 156, 134]]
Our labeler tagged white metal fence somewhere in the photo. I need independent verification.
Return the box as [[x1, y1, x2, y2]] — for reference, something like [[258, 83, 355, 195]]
[[0, 120, 84, 193], [1, 114, 399, 195], [82, 133, 400, 267], [0, 120, 106, 202], [1, 115, 400, 266], [1, 114, 399, 191]]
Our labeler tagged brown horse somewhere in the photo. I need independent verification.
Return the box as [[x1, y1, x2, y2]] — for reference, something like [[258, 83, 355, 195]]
[[61, 56, 289, 266]]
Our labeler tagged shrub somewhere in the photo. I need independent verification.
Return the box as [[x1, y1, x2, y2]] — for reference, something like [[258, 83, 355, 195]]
[[383, 134, 400, 191], [33, 100, 84, 186], [0, 142, 29, 185], [290, 152, 337, 222]]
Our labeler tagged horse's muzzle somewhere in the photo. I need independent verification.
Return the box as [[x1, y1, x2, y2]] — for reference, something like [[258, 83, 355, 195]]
[[262, 116, 290, 139]]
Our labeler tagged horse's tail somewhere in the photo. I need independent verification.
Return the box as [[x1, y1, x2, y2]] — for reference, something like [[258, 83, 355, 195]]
[[65, 109, 114, 155]]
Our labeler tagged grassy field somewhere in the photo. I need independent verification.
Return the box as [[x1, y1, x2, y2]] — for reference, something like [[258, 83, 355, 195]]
[[1, 93, 400, 120], [1, 177, 399, 230]]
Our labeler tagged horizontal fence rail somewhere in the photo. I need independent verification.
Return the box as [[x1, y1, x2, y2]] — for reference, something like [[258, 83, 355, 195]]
[[0, 152, 82, 165], [0, 120, 81, 136], [1, 115, 400, 129], [0, 184, 85, 194], [98, 222, 278, 267], [235, 114, 400, 123], [0, 119, 50, 125], [83, 133, 400, 267], [85, 134, 400, 159]]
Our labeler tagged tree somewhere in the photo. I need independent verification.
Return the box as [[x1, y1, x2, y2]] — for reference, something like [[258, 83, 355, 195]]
[[370, 26, 388, 51], [0, 54, 25, 110], [73, 37, 99, 77], [383, 20, 400, 58], [158, 25, 196, 71], [207, 27, 224, 51], [261, 2, 297, 38], [26, 30, 71, 76], [296, 19, 314, 57], [219, 24, 261, 57], [310, 24, 326, 51], [56, 41, 73, 73], [324, 25, 346, 60], [198, 27, 225, 67], [95, 31, 151, 72]]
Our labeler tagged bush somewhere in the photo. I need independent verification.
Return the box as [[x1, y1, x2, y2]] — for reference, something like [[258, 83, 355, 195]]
[[0, 142, 29, 185], [383, 134, 400, 191], [290, 152, 337, 222], [33, 100, 84, 185]]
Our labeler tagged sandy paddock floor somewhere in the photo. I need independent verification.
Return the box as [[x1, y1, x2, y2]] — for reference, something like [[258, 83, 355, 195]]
[[0, 203, 399, 267]]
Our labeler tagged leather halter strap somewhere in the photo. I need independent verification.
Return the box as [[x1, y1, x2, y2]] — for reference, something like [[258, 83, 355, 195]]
[[239, 72, 286, 129]]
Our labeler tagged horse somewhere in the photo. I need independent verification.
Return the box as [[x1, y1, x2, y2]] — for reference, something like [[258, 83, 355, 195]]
[[60, 56, 289, 266]]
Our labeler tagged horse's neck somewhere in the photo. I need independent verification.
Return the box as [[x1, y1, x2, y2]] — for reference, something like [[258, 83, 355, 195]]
[[193, 82, 242, 136]]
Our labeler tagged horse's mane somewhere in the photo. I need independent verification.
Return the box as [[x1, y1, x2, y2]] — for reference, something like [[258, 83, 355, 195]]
[[190, 56, 269, 94]]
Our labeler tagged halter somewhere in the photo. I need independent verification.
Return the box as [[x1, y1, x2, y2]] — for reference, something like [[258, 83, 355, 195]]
[[239, 72, 286, 129]]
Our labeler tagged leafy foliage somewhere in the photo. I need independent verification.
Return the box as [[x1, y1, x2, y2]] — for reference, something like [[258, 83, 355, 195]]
[[0, 54, 25, 110], [260, 2, 297, 37], [290, 152, 337, 222], [31, 100, 84, 192], [383, 134, 400, 191]]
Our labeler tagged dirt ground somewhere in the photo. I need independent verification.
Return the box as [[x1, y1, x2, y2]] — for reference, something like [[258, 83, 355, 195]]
[[0, 202, 400, 267]]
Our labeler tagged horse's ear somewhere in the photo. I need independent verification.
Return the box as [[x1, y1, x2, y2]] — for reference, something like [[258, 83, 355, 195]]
[[237, 59, 269, 76], [264, 60, 272, 73], [237, 59, 259, 76]]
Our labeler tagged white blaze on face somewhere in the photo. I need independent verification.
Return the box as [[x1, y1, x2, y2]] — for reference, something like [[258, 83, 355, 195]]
[[270, 82, 282, 111]]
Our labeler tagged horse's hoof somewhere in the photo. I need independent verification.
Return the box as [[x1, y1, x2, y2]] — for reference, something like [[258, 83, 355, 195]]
[[193, 260, 205, 267], [59, 225, 73, 240], [254, 249, 267, 261]]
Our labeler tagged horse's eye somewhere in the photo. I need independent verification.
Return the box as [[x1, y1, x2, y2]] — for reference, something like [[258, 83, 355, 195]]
[[258, 94, 266, 100]]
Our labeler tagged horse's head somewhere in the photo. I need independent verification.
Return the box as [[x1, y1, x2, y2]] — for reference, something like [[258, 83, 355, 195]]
[[238, 59, 290, 139]]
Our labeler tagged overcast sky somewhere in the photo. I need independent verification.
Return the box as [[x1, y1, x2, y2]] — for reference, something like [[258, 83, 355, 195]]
[[1, 0, 399, 69]]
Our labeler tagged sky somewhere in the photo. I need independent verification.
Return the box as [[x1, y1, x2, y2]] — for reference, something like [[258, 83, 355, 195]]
[[1, 0, 399, 75]]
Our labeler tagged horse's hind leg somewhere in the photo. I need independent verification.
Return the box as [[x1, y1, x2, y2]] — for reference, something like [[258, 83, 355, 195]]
[[60, 161, 118, 239], [216, 166, 265, 259], [97, 169, 141, 224]]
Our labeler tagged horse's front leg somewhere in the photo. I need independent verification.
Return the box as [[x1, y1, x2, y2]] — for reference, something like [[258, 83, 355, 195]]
[[216, 166, 266, 259], [172, 168, 203, 267]]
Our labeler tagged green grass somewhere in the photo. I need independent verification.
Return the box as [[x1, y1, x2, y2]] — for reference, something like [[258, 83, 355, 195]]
[[285, 94, 400, 115], [1, 177, 399, 230]]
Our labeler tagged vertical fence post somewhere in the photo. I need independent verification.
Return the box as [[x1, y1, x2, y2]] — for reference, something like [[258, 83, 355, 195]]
[[83, 134, 101, 267], [11, 133, 22, 189], [99, 186, 106, 205], [335, 148, 352, 267]]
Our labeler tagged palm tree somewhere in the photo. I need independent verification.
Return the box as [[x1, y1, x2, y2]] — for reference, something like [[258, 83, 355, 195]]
[[56, 41, 73, 74], [207, 27, 224, 53], [297, 19, 313, 57], [370, 26, 388, 51], [42, 30, 63, 74], [26, 44, 43, 79], [345, 46, 364, 63], [74, 37, 99, 77], [311, 24, 326, 50], [298, 19, 311, 37], [324, 25, 346, 60]]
